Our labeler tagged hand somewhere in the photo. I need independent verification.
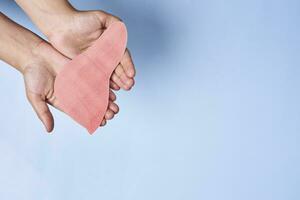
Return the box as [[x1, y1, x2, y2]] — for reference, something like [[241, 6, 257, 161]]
[[23, 42, 119, 133], [46, 10, 136, 91]]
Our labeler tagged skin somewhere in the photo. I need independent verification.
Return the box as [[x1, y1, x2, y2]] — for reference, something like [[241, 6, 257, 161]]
[[15, 0, 136, 91], [0, 13, 119, 133]]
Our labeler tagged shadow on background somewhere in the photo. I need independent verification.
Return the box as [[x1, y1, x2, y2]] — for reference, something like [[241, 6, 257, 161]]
[[73, 0, 172, 67]]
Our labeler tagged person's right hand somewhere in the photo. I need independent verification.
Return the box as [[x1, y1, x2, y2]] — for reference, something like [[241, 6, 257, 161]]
[[23, 42, 119, 133]]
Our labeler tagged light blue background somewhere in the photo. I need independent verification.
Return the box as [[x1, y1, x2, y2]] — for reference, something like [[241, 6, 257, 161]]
[[0, 0, 299, 199]]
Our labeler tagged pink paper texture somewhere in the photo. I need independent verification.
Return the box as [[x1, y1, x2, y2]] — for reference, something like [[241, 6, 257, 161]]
[[54, 22, 127, 134]]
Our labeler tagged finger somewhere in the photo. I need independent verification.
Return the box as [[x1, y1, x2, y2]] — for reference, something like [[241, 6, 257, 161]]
[[100, 119, 107, 126], [115, 63, 134, 87], [94, 11, 122, 28], [121, 49, 136, 78], [111, 74, 128, 90], [109, 101, 119, 114], [127, 78, 135, 90], [27, 92, 54, 133], [109, 90, 117, 101], [105, 109, 115, 120], [110, 80, 120, 91]]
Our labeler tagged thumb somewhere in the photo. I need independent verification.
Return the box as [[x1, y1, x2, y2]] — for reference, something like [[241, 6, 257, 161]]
[[27, 92, 54, 133]]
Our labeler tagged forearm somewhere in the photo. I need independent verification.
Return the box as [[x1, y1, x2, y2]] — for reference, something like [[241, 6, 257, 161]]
[[14, 0, 76, 37], [0, 13, 42, 73]]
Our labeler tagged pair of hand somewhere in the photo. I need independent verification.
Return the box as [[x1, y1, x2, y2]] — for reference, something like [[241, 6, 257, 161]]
[[23, 10, 136, 132]]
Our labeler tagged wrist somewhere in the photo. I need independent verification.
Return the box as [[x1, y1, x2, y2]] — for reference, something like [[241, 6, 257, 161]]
[[20, 39, 45, 74], [22, 40, 68, 76], [40, 8, 78, 39], [15, 0, 77, 39]]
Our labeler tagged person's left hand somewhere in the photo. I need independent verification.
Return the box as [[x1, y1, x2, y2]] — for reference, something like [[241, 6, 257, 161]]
[[23, 42, 119, 132]]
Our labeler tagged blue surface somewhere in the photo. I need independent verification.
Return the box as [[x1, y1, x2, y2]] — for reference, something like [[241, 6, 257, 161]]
[[0, 0, 299, 199]]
